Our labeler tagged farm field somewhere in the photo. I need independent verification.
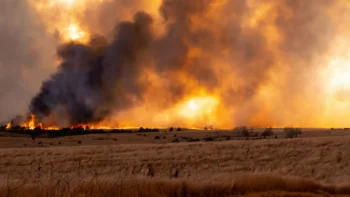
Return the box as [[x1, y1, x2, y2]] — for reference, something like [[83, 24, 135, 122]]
[[0, 128, 348, 148], [0, 129, 349, 196]]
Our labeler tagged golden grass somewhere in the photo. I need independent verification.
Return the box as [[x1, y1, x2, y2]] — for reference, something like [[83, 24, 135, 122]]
[[0, 135, 350, 196], [1, 175, 350, 197]]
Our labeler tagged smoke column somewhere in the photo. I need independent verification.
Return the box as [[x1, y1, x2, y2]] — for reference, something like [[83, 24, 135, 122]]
[[30, 12, 154, 127]]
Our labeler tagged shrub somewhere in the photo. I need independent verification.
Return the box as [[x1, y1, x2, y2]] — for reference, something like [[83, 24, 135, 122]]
[[204, 126, 214, 130], [29, 131, 37, 141], [181, 136, 200, 142], [169, 127, 174, 132], [37, 141, 42, 145], [234, 126, 250, 137], [139, 127, 160, 133], [93, 137, 108, 140], [34, 126, 42, 131], [77, 140, 82, 144], [154, 136, 160, 140], [204, 137, 215, 142], [262, 127, 274, 137], [284, 127, 302, 138], [172, 138, 179, 143]]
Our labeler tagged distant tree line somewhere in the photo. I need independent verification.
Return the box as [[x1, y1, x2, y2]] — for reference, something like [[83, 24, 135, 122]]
[[0, 125, 162, 138], [233, 126, 302, 139], [283, 127, 302, 138]]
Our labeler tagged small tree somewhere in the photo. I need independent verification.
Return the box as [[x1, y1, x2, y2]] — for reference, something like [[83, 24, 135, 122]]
[[234, 126, 250, 137], [262, 127, 274, 137], [284, 127, 302, 138]]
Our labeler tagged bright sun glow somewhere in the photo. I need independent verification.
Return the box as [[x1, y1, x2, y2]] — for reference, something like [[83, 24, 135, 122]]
[[178, 96, 219, 119], [67, 23, 86, 41], [187, 99, 199, 111], [329, 58, 350, 91], [30, 0, 90, 43], [325, 37, 350, 101], [54, 0, 76, 8], [325, 57, 350, 105]]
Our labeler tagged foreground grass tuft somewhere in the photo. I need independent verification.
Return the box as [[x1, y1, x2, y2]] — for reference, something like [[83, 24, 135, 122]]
[[1, 175, 350, 197]]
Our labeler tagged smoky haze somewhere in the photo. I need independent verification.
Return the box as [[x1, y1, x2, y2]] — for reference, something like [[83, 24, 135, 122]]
[[0, 0, 55, 124], [1, 0, 350, 128]]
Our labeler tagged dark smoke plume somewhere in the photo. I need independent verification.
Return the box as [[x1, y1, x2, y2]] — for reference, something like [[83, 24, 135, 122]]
[[30, 12, 153, 126]]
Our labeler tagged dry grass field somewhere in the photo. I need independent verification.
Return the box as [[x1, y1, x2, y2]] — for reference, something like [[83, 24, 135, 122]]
[[0, 129, 350, 196]]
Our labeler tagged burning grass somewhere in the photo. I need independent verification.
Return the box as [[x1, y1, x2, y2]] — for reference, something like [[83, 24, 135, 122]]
[[0, 125, 162, 139]]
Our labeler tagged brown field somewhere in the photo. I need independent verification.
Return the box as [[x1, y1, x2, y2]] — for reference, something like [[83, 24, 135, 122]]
[[0, 129, 350, 196]]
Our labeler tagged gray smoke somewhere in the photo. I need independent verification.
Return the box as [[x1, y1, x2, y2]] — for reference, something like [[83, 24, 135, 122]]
[[0, 0, 55, 124], [30, 12, 153, 126]]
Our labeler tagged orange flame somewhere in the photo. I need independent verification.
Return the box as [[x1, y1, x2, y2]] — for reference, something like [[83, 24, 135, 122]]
[[5, 122, 12, 129], [70, 123, 114, 130], [68, 123, 148, 130], [21, 114, 40, 130], [5, 116, 138, 131], [45, 126, 60, 130]]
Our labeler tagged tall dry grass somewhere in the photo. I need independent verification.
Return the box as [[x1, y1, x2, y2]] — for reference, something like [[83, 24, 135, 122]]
[[0, 135, 350, 196], [1, 175, 350, 197]]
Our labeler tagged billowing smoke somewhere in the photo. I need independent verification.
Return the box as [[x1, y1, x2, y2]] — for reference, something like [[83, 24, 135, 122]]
[[2, 0, 350, 128], [30, 12, 153, 127]]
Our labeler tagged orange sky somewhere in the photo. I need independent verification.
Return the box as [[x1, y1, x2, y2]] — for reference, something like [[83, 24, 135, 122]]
[[9, 0, 350, 128]]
